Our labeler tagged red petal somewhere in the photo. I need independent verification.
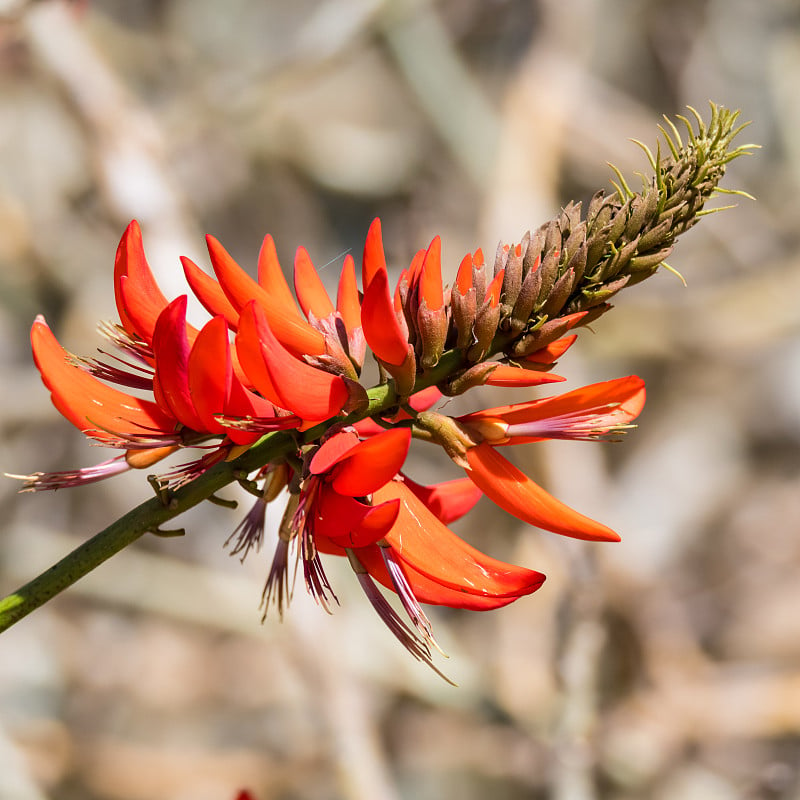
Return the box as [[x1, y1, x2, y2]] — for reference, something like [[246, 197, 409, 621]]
[[188, 316, 232, 435], [336, 254, 361, 335], [113, 221, 169, 343], [464, 443, 620, 541], [235, 301, 349, 422], [31, 316, 175, 442], [401, 476, 482, 524], [375, 479, 547, 597], [461, 376, 646, 442], [419, 236, 444, 310], [181, 256, 239, 330], [524, 333, 578, 364], [234, 302, 280, 404], [206, 235, 325, 357], [483, 366, 566, 388], [257, 234, 300, 313], [455, 252, 473, 295], [152, 296, 206, 431], [362, 217, 386, 290], [188, 317, 269, 445], [355, 545, 537, 610], [406, 250, 425, 290], [294, 247, 335, 320], [310, 430, 360, 475], [485, 269, 504, 306], [330, 427, 411, 496], [315, 489, 400, 548], [361, 268, 410, 366], [223, 378, 285, 444]]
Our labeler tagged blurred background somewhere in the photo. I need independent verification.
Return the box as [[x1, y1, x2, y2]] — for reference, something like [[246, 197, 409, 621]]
[[0, 1, 798, 798]]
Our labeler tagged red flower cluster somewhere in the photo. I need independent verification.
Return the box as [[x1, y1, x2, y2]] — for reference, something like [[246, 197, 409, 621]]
[[19, 219, 644, 670]]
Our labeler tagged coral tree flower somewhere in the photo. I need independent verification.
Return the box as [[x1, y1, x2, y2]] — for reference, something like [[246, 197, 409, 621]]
[[259, 425, 543, 671], [451, 376, 646, 541]]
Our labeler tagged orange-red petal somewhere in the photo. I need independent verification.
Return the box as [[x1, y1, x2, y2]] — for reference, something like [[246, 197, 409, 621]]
[[375, 479, 548, 596], [31, 316, 175, 443], [235, 301, 349, 422], [329, 428, 411, 497], [187, 315, 232, 435], [206, 234, 325, 357], [113, 220, 170, 343], [524, 333, 578, 365], [455, 252, 473, 295], [314, 489, 401, 548], [483, 366, 567, 388], [461, 376, 646, 444], [419, 236, 444, 310], [294, 247, 335, 320], [257, 234, 300, 314], [181, 256, 239, 330], [309, 430, 360, 475], [362, 217, 386, 290], [152, 296, 206, 431], [464, 443, 620, 541], [485, 269, 504, 306], [401, 476, 482, 525], [361, 268, 411, 367], [336, 254, 361, 334], [355, 545, 538, 610]]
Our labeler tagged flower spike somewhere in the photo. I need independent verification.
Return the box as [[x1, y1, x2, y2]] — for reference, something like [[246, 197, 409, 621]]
[[9, 104, 752, 679]]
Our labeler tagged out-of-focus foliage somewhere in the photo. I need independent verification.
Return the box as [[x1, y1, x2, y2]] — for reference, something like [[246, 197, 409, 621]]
[[0, 1, 797, 799]]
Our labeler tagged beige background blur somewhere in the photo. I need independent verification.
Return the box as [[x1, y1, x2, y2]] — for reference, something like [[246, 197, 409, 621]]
[[0, 1, 798, 799]]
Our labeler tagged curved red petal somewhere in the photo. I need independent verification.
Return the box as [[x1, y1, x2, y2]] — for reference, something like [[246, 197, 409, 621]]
[[336, 254, 361, 334], [257, 234, 300, 314], [362, 217, 386, 290], [464, 443, 620, 541], [113, 221, 169, 343], [223, 378, 284, 445], [355, 545, 539, 610], [206, 235, 324, 357], [235, 301, 349, 421], [419, 236, 444, 310], [234, 302, 281, 405], [181, 256, 239, 330], [152, 297, 206, 431], [361, 268, 410, 366], [31, 316, 176, 442], [524, 334, 578, 364], [455, 252, 473, 295], [187, 316, 232, 435], [374, 479, 547, 597], [188, 316, 268, 445], [462, 376, 646, 437], [483, 366, 566, 388], [401, 476, 482, 525], [330, 427, 411, 497], [294, 247, 335, 320], [485, 269, 504, 306], [315, 489, 400, 548], [310, 430, 360, 475]]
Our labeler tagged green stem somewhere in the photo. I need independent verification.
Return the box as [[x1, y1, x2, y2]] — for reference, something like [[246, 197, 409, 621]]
[[0, 428, 297, 634]]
